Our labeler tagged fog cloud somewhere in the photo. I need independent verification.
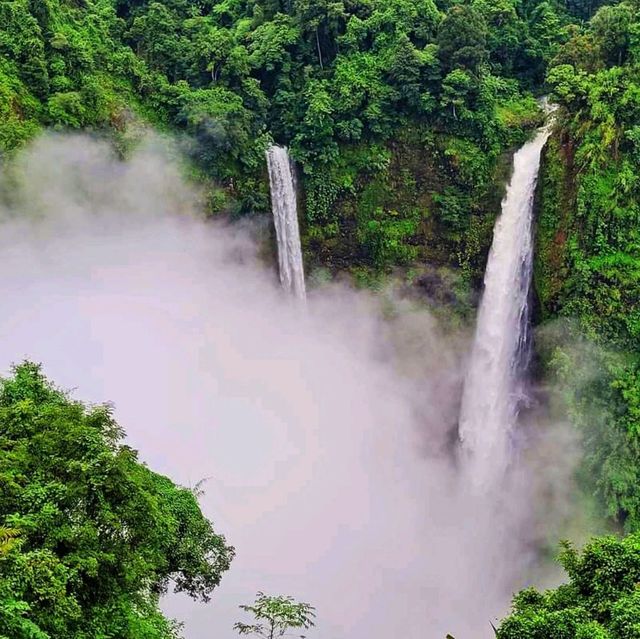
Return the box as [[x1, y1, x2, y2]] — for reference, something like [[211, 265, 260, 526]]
[[0, 135, 582, 639]]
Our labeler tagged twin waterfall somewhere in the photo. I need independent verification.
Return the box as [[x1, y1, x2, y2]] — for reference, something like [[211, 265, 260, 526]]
[[267, 123, 552, 488], [458, 122, 553, 490], [266, 146, 306, 300]]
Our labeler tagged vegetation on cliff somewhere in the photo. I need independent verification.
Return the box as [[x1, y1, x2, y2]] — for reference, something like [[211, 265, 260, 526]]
[[500, 5, 640, 631], [534, 0, 640, 532], [2, 0, 640, 635], [0, 0, 562, 278]]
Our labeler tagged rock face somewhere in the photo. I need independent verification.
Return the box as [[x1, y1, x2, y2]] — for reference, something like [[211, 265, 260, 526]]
[[415, 269, 458, 306]]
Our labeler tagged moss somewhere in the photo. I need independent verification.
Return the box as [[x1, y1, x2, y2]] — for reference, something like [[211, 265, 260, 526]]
[[301, 124, 525, 285], [533, 131, 576, 321], [532, 114, 640, 531], [0, 60, 42, 153]]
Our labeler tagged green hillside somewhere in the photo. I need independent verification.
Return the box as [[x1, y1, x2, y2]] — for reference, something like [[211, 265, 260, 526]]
[[2, 0, 640, 637]]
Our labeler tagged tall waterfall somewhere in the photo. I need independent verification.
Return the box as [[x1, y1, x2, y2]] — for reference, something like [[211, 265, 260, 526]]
[[266, 145, 306, 300], [458, 121, 553, 490]]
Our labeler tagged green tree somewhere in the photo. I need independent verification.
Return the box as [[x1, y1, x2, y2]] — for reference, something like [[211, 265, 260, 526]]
[[437, 5, 488, 73], [183, 16, 235, 85], [552, 27, 603, 74], [498, 534, 640, 639], [293, 0, 347, 69], [0, 362, 234, 639], [234, 592, 316, 639], [473, 0, 523, 74], [126, 2, 189, 81], [591, 3, 635, 66], [547, 63, 589, 109], [387, 34, 425, 112], [0, 2, 49, 98], [441, 69, 475, 120], [248, 14, 300, 74]]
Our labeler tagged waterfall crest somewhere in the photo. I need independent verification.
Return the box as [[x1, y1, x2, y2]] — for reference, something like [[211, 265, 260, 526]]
[[266, 145, 306, 300], [458, 121, 553, 490]]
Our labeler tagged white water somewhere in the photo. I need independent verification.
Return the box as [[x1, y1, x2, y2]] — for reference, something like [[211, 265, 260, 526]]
[[266, 145, 306, 299], [458, 122, 553, 490]]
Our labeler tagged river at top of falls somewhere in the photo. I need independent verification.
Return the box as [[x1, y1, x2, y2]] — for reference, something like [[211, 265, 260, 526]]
[[266, 145, 306, 300], [458, 118, 554, 491]]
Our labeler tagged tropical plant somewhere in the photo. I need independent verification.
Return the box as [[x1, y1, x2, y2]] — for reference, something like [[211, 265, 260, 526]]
[[498, 535, 640, 639], [0, 362, 234, 639], [234, 592, 316, 639]]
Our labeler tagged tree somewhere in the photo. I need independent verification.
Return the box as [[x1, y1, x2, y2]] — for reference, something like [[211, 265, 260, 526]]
[[441, 69, 474, 120], [474, 0, 523, 74], [547, 63, 588, 109], [183, 16, 235, 85], [292, 79, 338, 163], [552, 28, 604, 74], [293, 0, 347, 69], [437, 5, 488, 73], [497, 534, 640, 639], [234, 592, 316, 639], [591, 3, 634, 66], [126, 2, 190, 81], [248, 14, 300, 73], [177, 86, 256, 167], [0, 363, 234, 639], [387, 34, 425, 112], [0, 2, 49, 98]]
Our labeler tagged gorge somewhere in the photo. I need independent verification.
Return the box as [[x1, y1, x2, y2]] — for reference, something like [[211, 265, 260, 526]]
[[2, 0, 640, 637]]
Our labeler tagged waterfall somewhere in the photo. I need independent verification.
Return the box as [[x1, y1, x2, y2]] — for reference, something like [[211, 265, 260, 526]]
[[266, 145, 306, 300], [458, 121, 553, 490]]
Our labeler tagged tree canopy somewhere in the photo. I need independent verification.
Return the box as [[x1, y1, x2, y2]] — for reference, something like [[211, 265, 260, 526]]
[[498, 534, 640, 639], [0, 362, 234, 639], [534, 0, 640, 532], [0, 0, 568, 274], [234, 592, 316, 639]]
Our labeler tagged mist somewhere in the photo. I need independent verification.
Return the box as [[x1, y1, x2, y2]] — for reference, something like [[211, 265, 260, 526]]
[[0, 135, 581, 639]]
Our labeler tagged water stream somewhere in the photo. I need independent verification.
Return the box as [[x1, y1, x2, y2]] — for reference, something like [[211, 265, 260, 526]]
[[458, 121, 554, 490], [266, 145, 306, 300]]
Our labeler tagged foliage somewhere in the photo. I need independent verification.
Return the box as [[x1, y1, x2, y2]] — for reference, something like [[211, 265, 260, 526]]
[[0, 362, 234, 639], [234, 592, 316, 639], [534, 0, 640, 532], [498, 534, 640, 639], [3, 0, 640, 636], [0, 0, 567, 274]]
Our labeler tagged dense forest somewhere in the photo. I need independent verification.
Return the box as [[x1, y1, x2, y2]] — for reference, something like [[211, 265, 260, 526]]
[[1, 0, 640, 637]]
